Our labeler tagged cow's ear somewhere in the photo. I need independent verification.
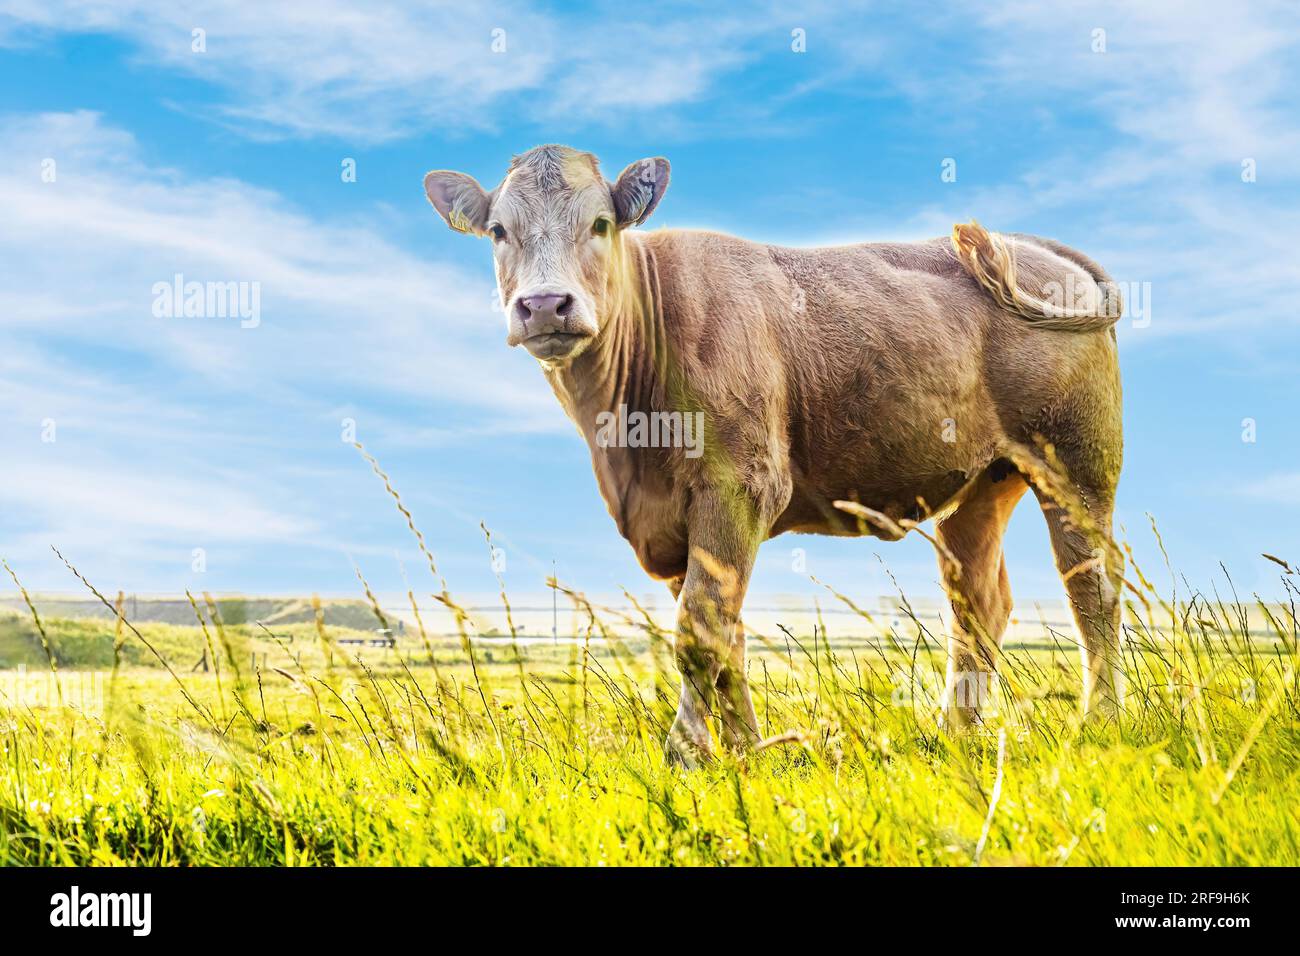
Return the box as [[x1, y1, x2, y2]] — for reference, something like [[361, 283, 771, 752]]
[[424, 170, 491, 236], [611, 157, 670, 228]]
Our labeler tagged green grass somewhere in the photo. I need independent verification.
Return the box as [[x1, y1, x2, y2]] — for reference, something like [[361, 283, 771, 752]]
[[2, 449, 1296, 866], [0, 578, 1297, 866]]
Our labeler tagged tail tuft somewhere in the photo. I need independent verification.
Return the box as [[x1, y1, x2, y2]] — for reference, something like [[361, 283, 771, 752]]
[[951, 220, 1122, 332]]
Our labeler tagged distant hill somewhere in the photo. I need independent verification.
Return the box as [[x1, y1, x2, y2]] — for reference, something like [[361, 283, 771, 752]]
[[0, 595, 386, 631], [0, 596, 396, 670]]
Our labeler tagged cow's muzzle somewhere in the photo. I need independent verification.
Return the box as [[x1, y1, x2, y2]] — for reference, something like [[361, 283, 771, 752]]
[[509, 290, 596, 361], [523, 331, 592, 360]]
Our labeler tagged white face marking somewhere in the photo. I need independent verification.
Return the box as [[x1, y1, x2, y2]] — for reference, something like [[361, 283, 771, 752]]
[[489, 148, 617, 360]]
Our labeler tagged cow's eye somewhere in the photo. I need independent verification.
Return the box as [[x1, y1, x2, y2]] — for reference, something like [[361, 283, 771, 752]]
[[488, 223, 507, 242], [591, 217, 611, 238]]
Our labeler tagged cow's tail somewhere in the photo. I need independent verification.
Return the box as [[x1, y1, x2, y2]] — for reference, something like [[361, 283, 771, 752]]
[[951, 220, 1123, 332]]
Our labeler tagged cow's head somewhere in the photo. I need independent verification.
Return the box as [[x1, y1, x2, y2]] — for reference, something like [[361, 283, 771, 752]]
[[424, 145, 669, 364]]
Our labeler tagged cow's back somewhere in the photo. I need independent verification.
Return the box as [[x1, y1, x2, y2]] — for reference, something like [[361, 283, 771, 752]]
[[637, 228, 1121, 534]]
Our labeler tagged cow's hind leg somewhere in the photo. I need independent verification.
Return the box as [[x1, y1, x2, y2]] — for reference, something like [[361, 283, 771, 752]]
[[935, 465, 1029, 728], [1023, 363, 1125, 721], [1033, 476, 1124, 721]]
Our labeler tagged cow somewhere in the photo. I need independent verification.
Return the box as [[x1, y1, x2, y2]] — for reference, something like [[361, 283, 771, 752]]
[[423, 145, 1125, 766]]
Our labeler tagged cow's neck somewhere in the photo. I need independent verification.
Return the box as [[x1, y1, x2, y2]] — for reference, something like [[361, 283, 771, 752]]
[[545, 234, 666, 442]]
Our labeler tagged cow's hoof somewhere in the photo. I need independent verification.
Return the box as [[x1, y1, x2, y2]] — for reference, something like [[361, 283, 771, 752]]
[[941, 706, 982, 734], [665, 733, 712, 770], [721, 726, 760, 755], [1082, 693, 1122, 726]]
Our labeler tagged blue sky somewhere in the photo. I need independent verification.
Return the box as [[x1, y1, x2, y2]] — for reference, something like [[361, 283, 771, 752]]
[[1, 1, 1298, 613]]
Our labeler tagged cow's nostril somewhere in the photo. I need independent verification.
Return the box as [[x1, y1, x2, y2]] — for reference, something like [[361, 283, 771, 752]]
[[517, 293, 576, 329]]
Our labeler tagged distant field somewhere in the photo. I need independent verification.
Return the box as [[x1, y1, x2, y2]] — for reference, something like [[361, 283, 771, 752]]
[[1, 576, 1296, 866]]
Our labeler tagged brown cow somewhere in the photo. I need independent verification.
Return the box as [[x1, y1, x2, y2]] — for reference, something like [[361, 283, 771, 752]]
[[424, 145, 1125, 766]]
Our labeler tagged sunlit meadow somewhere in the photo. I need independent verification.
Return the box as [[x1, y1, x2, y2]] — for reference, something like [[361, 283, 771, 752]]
[[1, 453, 1296, 867]]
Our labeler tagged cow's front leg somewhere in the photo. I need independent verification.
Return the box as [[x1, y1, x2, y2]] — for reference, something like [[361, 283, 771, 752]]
[[663, 575, 712, 766], [666, 489, 764, 767], [715, 615, 760, 751]]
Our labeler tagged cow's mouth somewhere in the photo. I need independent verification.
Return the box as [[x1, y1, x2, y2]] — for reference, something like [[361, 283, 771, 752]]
[[522, 331, 592, 361]]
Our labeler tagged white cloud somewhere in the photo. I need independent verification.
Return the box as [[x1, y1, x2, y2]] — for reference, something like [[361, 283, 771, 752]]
[[1242, 472, 1300, 506], [2, 5, 1297, 598], [974, 1, 1300, 173], [0, 1, 549, 139], [0, 109, 566, 588], [6, 458, 314, 543], [757, 1, 1300, 341], [0, 1, 783, 140], [0, 109, 554, 419]]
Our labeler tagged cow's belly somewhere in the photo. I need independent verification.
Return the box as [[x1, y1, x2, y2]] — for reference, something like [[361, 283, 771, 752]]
[[769, 336, 1010, 538], [773, 469, 975, 539], [771, 419, 1002, 539]]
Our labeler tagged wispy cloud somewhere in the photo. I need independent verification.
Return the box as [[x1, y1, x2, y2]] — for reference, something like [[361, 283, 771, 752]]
[[1, 4, 1297, 599], [0, 1, 787, 140], [1242, 472, 1300, 506], [974, 1, 1300, 174], [0, 109, 564, 588], [758, 1, 1300, 342], [0, 109, 554, 418]]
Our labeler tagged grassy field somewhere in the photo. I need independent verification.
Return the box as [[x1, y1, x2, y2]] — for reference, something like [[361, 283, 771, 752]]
[[1, 448, 1297, 867], [0, 564, 1297, 866]]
